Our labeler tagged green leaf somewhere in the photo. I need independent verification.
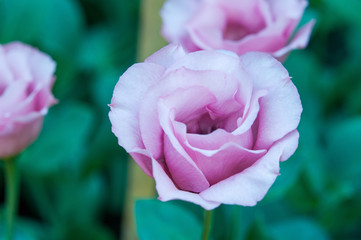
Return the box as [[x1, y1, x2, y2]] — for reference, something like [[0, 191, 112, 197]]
[[326, 117, 361, 188], [212, 205, 256, 240], [135, 199, 202, 240], [55, 173, 105, 224], [0, 215, 47, 240], [269, 218, 329, 240], [322, 0, 361, 27], [0, 0, 85, 97], [19, 102, 95, 177], [57, 222, 116, 240]]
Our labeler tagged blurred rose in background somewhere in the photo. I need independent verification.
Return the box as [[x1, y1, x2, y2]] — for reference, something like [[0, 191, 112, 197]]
[[0, 42, 56, 159], [161, 0, 314, 59]]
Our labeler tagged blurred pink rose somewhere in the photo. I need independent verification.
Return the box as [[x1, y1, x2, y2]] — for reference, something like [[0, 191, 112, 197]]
[[109, 44, 302, 210], [161, 0, 315, 59], [0, 42, 56, 159]]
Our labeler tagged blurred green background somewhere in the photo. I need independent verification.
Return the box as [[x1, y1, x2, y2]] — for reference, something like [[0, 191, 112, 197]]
[[1, 0, 361, 239]]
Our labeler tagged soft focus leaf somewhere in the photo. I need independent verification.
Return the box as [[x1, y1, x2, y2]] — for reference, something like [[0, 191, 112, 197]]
[[0, 0, 85, 97], [0, 215, 47, 240], [135, 199, 202, 240], [19, 102, 95, 177], [269, 218, 329, 240], [326, 117, 361, 188]]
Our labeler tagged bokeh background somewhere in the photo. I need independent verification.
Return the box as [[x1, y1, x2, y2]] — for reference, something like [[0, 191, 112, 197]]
[[0, 0, 361, 239]]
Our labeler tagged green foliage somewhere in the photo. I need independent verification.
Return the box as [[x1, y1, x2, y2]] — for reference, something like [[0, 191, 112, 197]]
[[135, 200, 203, 240], [0, 0, 139, 239]]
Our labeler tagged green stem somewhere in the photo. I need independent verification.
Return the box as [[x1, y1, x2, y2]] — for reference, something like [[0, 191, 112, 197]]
[[4, 157, 19, 240], [202, 209, 213, 240]]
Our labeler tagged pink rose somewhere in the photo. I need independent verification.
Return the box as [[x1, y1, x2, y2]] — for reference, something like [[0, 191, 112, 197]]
[[161, 0, 315, 59], [0, 42, 57, 159], [109, 44, 302, 210]]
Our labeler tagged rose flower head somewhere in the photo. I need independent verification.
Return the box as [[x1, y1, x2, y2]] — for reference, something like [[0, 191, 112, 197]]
[[0, 42, 57, 159], [161, 0, 315, 60], [109, 44, 302, 210]]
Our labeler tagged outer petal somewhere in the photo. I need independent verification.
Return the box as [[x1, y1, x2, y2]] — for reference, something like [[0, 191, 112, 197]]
[[240, 52, 289, 90], [109, 62, 165, 175], [166, 49, 240, 75], [199, 130, 299, 205], [255, 80, 302, 149], [152, 158, 220, 210], [268, 0, 308, 20], [160, 0, 200, 43], [0, 118, 43, 158], [235, 52, 301, 144], [4, 42, 56, 85], [145, 43, 187, 68], [273, 20, 316, 58], [0, 47, 13, 87]]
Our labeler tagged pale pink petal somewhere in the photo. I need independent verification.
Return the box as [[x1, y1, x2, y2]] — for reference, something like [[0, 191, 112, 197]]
[[273, 20, 316, 58], [159, 85, 217, 123], [139, 67, 239, 159], [232, 21, 290, 55], [160, 0, 200, 43], [145, 44, 187, 68], [199, 130, 298, 205], [0, 82, 28, 115], [187, 0, 268, 51], [164, 135, 210, 192], [152, 158, 220, 210], [166, 49, 240, 74], [280, 130, 299, 161], [240, 52, 289, 90], [129, 148, 154, 177], [0, 47, 13, 87], [255, 80, 302, 149], [212, 0, 267, 31], [232, 89, 267, 135], [268, 0, 308, 20], [4, 42, 56, 85], [109, 63, 165, 153], [169, 119, 266, 186], [0, 118, 43, 158], [158, 100, 210, 192], [187, 128, 253, 151], [189, 142, 266, 185]]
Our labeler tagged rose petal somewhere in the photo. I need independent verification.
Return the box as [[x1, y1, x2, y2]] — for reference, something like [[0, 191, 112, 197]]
[[0, 47, 13, 87], [129, 148, 154, 177], [269, 0, 308, 20], [240, 52, 289, 90], [166, 49, 240, 74], [169, 119, 266, 186], [109, 62, 165, 154], [0, 118, 43, 158], [164, 134, 210, 192], [140, 67, 240, 159], [273, 20, 316, 58], [160, 0, 200, 45], [152, 158, 220, 210], [159, 100, 210, 192], [145, 43, 187, 67], [187, 0, 267, 50], [255, 80, 302, 149], [199, 130, 299, 205], [4, 42, 56, 85], [280, 130, 299, 161]]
